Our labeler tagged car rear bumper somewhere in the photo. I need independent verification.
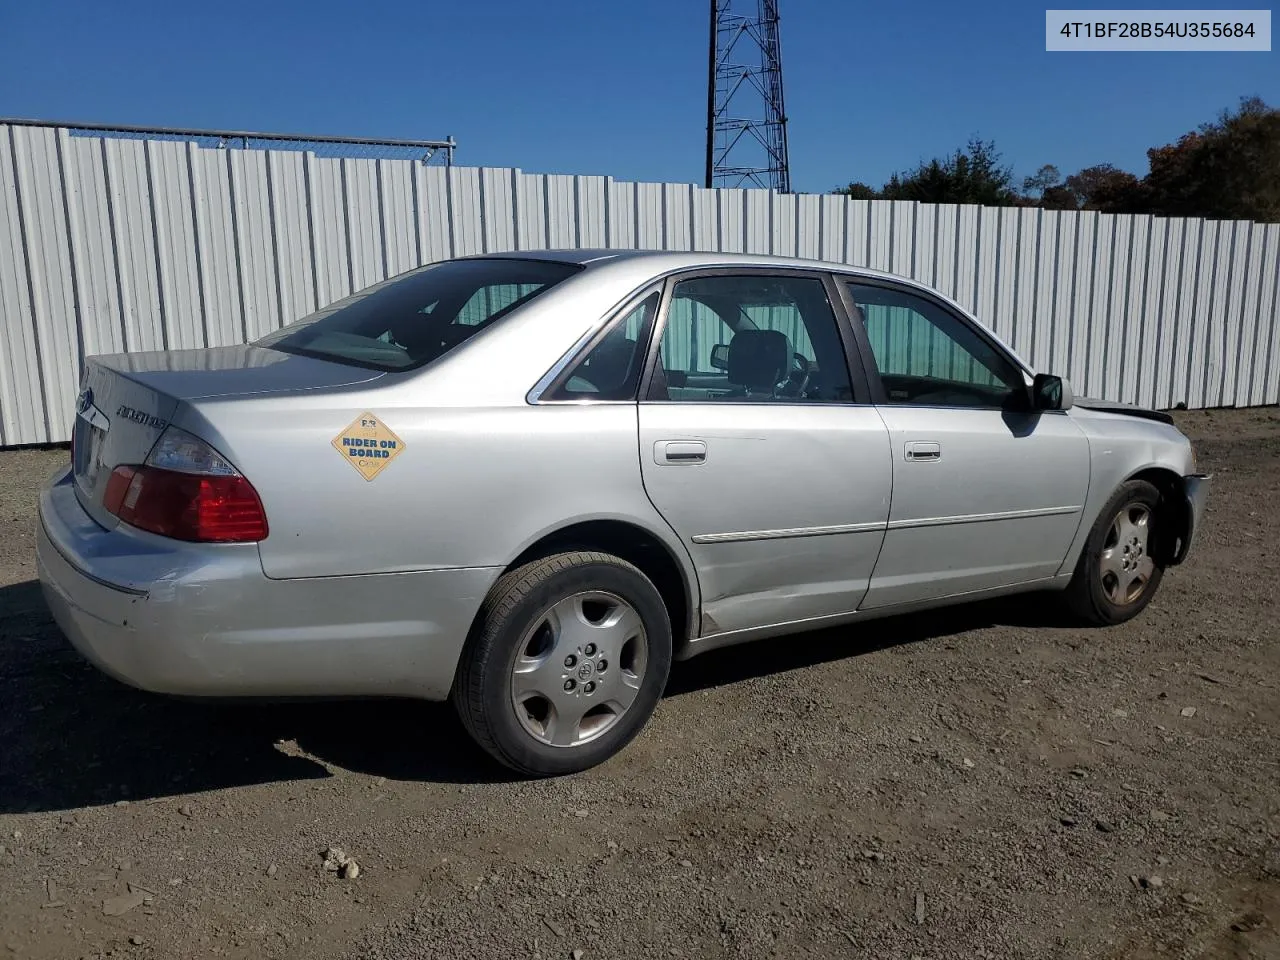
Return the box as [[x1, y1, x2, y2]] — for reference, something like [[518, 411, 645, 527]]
[[36, 466, 498, 700], [1171, 473, 1211, 565]]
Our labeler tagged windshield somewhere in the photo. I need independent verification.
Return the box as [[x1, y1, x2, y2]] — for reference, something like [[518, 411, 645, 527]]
[[255, 258, 581, 371]]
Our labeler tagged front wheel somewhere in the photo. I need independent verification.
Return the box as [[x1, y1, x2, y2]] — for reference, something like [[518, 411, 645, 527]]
[[1065, 479, 1166, 625], [451, 551, 673, 777]]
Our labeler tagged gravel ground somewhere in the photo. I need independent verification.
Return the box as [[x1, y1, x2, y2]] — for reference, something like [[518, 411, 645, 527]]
[[1, 407, 1278, 960]]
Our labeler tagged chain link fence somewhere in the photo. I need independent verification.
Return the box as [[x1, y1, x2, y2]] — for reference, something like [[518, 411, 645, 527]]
[[3, 118, 456, 164]]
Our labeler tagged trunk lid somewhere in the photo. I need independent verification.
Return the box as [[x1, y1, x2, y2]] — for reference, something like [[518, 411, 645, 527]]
[[71, 346, 383, 525], [88, 344, 385, 402]]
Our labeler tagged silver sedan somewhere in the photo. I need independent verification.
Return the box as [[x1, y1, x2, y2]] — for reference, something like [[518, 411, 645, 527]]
[[37, 251, 1210, 775]]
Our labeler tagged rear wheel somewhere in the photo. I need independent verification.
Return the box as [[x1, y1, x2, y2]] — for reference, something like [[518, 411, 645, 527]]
[[1065, 479, 1166, 625], [452, 551, 672, 777]]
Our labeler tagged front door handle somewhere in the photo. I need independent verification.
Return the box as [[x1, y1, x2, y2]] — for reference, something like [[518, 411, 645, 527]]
[[654, 440, 707, 465], [905, 441, 941, 462]]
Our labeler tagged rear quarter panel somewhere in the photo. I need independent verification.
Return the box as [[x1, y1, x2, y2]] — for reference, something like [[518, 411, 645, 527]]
[[178, 397, 697, 592]]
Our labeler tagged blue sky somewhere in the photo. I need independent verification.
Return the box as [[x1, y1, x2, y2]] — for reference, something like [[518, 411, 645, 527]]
[[1, 0, 1275, 193]]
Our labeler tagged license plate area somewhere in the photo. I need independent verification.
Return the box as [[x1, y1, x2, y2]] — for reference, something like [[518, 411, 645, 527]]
[[73, 409, 110, 493]]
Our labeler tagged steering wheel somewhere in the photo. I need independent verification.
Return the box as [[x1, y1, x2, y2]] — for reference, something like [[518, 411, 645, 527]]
[[777, 353, 812, 398]]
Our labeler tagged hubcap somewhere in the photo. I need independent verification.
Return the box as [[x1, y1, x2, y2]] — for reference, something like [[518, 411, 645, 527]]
[[1099, 503, 1155, 605], [510, 591, 648, 748]]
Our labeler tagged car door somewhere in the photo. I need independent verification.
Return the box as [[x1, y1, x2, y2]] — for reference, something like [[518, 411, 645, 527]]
[[840, 278, 1091, 609], [636, 270, 893, 638]]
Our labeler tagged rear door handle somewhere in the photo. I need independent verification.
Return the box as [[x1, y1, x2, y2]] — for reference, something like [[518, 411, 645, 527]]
[[905, 441, 941, 462], [654, 440, 707, 465]]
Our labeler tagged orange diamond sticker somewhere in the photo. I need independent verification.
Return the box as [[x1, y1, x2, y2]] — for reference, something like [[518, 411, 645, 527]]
[[331, 412, 405, 481]]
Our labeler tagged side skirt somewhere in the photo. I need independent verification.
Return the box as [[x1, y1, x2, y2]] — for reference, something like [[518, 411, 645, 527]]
[[675, 573, 1073, 661]]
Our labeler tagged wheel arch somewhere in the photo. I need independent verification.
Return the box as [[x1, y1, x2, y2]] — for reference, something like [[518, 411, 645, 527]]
[[489, 517, 699, 650], [1124, 465, 1194, 565]]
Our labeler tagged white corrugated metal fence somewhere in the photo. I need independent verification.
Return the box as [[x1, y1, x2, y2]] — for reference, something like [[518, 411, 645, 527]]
[[2, 122, 1278, 446]]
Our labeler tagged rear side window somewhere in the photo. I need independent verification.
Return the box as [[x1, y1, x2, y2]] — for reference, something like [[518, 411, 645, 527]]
[[548, 292, 660, 401], [649, 275, 854, 403], [256, 259, 580, 371]]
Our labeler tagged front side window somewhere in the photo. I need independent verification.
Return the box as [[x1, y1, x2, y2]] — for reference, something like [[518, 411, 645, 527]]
[[845, 282, 1024, 408], [256, 258, 579, 371], [649, 275, 854, 403]]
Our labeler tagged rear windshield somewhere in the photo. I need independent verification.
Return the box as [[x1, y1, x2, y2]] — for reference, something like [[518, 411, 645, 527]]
[[255, 258, 580, 371]]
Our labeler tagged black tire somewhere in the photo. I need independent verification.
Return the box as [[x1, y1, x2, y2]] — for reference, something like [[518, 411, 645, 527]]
[[1065, 479, 1166, 625], [451, 551, 673, 777]]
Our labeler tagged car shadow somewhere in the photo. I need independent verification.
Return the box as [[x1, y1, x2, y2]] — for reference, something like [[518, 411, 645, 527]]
[[664, 592, 1081, 696], [0, 578, 1079, 812]]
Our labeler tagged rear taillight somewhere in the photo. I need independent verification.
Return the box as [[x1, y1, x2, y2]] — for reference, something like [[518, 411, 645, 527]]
[[103, 428, 268, 543]]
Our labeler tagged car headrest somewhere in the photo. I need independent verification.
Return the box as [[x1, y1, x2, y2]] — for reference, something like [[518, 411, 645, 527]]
[[584, 336, 636, 393], [728, 330, 791, 392]]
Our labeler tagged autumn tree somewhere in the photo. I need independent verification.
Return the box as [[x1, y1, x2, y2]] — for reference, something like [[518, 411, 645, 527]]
[[1063, 164, 1147, 212], [830, 98, 1277, 221], [1142, 96, 1280, 221]]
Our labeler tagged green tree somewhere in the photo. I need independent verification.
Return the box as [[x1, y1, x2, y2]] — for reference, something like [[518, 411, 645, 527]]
[[833, 181, 881, 200], [879, 138, 1019, 205], [1022, 164, 1062, 200]]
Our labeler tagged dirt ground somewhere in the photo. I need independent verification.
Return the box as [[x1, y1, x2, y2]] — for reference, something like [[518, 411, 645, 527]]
[[1, 407, 1278, 960]]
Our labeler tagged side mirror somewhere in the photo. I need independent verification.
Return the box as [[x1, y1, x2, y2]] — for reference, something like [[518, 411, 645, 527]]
[[709, 343, 730, 371], [1032, 373, 1073, 411]]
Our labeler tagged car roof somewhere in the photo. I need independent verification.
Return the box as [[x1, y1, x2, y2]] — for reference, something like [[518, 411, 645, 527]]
[[463, 248, 907, 281], [452, 249, 1034, 378]]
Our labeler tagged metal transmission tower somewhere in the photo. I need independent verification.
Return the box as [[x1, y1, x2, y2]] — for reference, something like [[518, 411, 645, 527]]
[[705, 0, 792, 192]]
